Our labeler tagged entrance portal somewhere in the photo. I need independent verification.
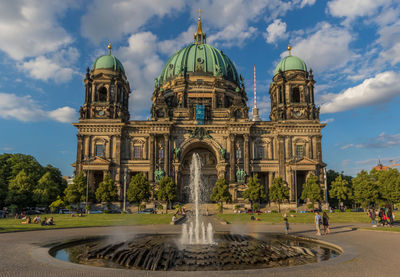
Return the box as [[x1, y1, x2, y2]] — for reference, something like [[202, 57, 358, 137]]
[[180, 147, 218, 202]]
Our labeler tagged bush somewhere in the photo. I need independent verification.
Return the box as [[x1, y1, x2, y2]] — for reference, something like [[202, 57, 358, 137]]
[[139, 204, 146, 210], [234, 204, 241, 210], [253, 203, 260, 211], [334, 209, 341, 213], [307, 203, 314, 210], [345, 209, 352, 212], [103, 210, 110, 214], [289, 210, 296, 213], [271, 210, 278, 213], [216, 203, 223, 213]]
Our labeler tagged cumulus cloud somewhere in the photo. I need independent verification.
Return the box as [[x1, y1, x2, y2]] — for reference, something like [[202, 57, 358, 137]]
[[341, 144, 354, 150], [299, 0, 316, 8], [264, 19, 288, 44], [327, 0, 391, 21], [288, 22, 355, 73], [81, 0, 186, 43], [116, 32, 165, 119], [0, 1, 75, 60], [0, 93, 76, 123], [321, 71, 400, 113]]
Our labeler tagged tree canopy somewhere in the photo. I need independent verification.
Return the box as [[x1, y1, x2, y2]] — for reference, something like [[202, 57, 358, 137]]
[[301, 174, 323, 208], [210, 178, 232, 213], [329, 175, 352, 207], [269, 176, 289, 212], [156, 176, 177, 209], [64, 172, 87, 208], [95, 174, 119, 209], [127, 173, 150, 207], [243, 174, 265, 209]]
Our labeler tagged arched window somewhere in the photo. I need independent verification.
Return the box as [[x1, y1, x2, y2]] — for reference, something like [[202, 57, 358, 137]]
[[95, 144, 104, 157], [258, 146, 264, 159], [292, 87, 300, 103], [98, 87, 107, 102]]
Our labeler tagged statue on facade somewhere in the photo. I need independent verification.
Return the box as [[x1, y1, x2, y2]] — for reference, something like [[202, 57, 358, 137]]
[[236, 169, 246, 184], [174, 147, 181, 160], [154, 169, 164, 183], [219, 148, 226, 160]]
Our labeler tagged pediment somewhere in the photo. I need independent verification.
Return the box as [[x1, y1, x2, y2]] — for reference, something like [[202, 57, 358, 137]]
[[83, 156, 111, 165], [287, 156, 319, 166]]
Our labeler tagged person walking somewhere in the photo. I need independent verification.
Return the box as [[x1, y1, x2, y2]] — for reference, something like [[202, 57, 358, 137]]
[[322, 212, 330, 235], [314, 211, 322, 236], [387, 208, 393, 227], [283, 214, 289, 234], [378, 208, 385, 226], [369, 209, 377, 227]]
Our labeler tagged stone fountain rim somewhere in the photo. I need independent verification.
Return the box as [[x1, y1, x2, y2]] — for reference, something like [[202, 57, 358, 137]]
[[47, 231, 344, 272]]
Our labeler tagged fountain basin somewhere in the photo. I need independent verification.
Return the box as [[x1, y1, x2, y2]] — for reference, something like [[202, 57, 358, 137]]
[[50, 232, 341, 271]]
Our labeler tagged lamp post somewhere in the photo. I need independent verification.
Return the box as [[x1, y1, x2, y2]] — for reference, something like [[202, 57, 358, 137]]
[[123, 168, 127, 212], [86, 169, 89, 214]]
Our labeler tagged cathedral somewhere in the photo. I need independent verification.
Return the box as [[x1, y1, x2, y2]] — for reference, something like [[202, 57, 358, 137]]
[[73, 15, 326, 205]]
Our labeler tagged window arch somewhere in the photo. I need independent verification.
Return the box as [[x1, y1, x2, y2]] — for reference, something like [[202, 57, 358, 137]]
[[292, 87, 300, 103], [98, 87, 107, 102]]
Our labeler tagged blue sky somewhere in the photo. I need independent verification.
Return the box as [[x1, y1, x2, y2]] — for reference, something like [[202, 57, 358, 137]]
[[1, 0, 400, 177]]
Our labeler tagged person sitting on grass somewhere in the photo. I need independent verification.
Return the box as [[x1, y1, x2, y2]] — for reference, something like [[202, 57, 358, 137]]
[[41, 217, 47, 226], [33, 215, 41, 224], [46, 217, 55, 225], [21, 216, 31, 224]]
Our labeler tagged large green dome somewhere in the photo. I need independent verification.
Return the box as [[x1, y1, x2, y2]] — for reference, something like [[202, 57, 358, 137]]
[[158, 43, 240, 86], [93, 45, 125, 73], [274, 55, 307, 75]]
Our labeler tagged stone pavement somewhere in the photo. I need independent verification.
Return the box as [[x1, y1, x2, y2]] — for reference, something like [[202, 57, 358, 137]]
[[0, 219, 399, 277]]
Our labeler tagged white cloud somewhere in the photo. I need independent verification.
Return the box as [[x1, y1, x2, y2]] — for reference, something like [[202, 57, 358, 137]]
[[0, 1, 75, 60], [356, 132, 400, 149], [18, 56, 75, 83], [288, 23, 355, 73], [327, 0, 391, 21], [116, 32, 165, 119], [321, 71, 400, 113], [299, 0, 316, 8], [0, 93, 76, 123], [48, 107, 77, 123], [81, 0, 186, 43], [264, 19, 288, 44], [321, 118, 334, 124], [340, 144, 354, 150], [158, 26, 195, 55]]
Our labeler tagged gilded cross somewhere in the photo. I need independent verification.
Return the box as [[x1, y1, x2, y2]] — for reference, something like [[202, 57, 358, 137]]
[[198, 8, 202, 18]]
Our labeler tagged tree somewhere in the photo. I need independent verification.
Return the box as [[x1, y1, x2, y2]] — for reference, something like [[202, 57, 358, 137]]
[[95, 174, 119, 210], [49, 196, 65, 213], [269, 177, 289, 212], [376, 168, 400, 206], [329, 175, 352, 208], [6, 170, 35, 208], [127, 173, 150, 210], [157, 176, 177, 210], [326, 169, 352, 207], [64, 172, 87, 208], [33, 171, 63, 206], [210, 178, 232, 213], [301, 174, 323, 209], [243, 174, 266, 210], [352, 170, 379, 208]]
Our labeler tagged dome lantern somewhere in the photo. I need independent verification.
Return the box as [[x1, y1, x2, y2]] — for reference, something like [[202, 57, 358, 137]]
[[274, 46, 307, 75], [194, 8, 206, 44], [92, 43, 125, 73]]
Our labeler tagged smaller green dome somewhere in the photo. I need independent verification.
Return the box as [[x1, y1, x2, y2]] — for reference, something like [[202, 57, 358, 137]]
[[274, 55, 307, 75], [93, 45, 125, 73]]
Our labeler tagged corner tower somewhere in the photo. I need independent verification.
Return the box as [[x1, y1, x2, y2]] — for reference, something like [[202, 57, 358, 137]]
[[269, 46, 318, 122], [79, 43, 130, 122]]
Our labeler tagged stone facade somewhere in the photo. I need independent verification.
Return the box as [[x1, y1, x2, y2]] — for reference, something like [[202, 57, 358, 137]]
[[73, 23, 326, 205]]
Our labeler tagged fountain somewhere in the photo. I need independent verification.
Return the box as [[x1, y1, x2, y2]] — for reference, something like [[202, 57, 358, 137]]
[[50, 154, 341, 271], [181, 153, 214, 245]]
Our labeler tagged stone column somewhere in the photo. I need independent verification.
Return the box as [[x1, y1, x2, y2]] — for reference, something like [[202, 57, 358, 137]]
[[268, 172, 273, 188], [278, 136, 286, 180], [106, 136, 112, 159], [244, 134, 249, 175], [229, 134, 235, 183], [164, 134, 169, 176], [76, 135, 83, 173], [149, 135, 155, 182], [84, 136, 90, 158]]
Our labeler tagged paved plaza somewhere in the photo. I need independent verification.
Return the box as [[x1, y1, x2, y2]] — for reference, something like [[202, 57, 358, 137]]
[[0, 219, 399, 277]]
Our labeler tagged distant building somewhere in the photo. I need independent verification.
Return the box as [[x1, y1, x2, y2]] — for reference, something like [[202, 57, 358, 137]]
[[73, 16, 326, 204]]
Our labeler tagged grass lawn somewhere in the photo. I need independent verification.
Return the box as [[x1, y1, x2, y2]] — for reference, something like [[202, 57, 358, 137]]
[[217, 212, 371, 224], [0, 214, 174, 233]]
